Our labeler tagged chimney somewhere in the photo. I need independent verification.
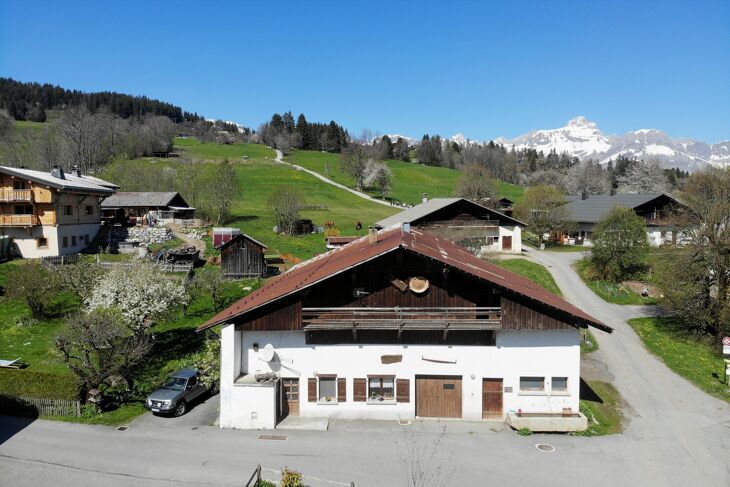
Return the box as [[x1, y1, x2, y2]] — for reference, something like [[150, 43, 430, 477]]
[[51, 165, 65, 180], [368, 226, 378, 245], [402, 222, 411, 234], [72, 165, 81, 177], [610, 188, 616, 196], [422, 192, 428, 204], [581, 191, 587, 200]]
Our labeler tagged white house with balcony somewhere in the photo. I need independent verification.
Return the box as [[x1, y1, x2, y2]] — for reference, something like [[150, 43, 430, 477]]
[[0, 165, 118, 258]]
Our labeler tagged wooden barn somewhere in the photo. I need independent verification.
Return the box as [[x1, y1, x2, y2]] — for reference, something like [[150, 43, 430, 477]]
[[218, 233, 267, 278]]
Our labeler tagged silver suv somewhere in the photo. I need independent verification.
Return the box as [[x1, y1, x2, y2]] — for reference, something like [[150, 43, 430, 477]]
[[145, 368, 209, 417]]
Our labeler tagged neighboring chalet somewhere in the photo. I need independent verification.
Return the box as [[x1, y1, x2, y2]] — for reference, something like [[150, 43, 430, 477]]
[[497, 197, 514, 216], [0, 165, 117, 258], [218, 233, 267, 278], [100, 192, 195, 222], [198, 226, 611, 431], [375, 197, 525, 254], [563, 192, 686, 246]]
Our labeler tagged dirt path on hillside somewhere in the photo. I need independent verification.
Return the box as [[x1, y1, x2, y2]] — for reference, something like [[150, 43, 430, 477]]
[[273, 148, 393, 207], [168, 224, 206, 258]]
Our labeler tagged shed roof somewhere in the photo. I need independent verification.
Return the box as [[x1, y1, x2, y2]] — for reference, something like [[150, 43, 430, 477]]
[[101, 192, 190, 208], [374, 197, 525, 229], [564, 193, 682, 223], [217, 233, 267, 251], [0, 166, 118, 194], [197, 226, 611, 333]]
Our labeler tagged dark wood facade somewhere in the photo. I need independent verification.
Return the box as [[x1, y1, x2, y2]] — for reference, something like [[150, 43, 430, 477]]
[[220, 234, 267, 278], [233, 249, 580, 337]]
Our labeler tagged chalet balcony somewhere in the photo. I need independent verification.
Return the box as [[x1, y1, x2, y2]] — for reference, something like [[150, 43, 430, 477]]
[[302, 307, 502, 331], [0, 214, 36, 227], [0, 189, 32, 203], [426, 219, 500, 228]]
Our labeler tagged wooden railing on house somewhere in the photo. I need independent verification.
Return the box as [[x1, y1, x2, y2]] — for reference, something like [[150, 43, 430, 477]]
[[302, 307, 502, 330], [425, 219, 500, 228], [0, 214, 36, 227], [0, 189, 32, 202]]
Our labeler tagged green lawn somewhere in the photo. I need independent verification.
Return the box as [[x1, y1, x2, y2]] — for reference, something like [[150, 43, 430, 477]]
[[492, 258, 562, 296], [0, 258, 259, 425], [580, 329, 599, 354], [575, 259, 658, 305], [577, 380, 625, 436], [12, 120, 47, 132], [286, 150, 524, 206], [628, 317, 730, 403], [102, 158, 397, 261], [174, 137, 275, 161]]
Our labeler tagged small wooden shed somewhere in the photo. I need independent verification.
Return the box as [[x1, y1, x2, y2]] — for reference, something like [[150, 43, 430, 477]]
[[218, 233, 267, 278]]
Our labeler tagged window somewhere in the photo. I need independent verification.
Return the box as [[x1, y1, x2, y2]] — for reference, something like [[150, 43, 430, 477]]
[[13, 181, 26, 190], [520, 376, 545, 392], [552, 377, 568, 392], [85, 205, 94, 216], [71, 236, 77, 247], [36, 238, 48, 248], [186, 376, 197, 389], [368, 376, 395, 401], [62, 236, 68, 248], [63, 205, 73, 216], [318, 377, 337, 402], [13, 205, 32, 215]]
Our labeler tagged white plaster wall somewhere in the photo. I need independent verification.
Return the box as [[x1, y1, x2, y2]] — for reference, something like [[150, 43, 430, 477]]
[[1, 226, 60, 258], [220, 328, 579, 427], [480, 225, 522, 254], [57, 223, 101, 255]]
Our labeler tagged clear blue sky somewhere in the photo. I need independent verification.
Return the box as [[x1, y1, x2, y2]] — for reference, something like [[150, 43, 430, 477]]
[[1, 0, 728, 142]]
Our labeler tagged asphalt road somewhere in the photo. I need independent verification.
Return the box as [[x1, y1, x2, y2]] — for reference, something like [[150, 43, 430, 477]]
[[1, 249, 729, 486]]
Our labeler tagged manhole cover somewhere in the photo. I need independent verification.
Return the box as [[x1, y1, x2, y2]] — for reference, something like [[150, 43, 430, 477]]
[[258, 434, 287, 441], [535, 443, 556, 453], [115, 426, 128, 432]]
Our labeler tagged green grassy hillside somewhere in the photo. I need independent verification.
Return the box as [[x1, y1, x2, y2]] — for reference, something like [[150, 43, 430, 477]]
[[103, 143, 397, 261], [287, 150, 524, 205]]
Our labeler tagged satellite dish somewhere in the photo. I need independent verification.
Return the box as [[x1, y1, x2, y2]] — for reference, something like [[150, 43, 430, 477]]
[[408, 277, 430, 294], [260, 344, 275, 362]]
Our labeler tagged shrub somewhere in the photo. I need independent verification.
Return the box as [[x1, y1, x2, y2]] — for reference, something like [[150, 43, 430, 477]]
[[281, 468, 303, 487], [590, 207, 649, 282], [516, 427, 533, 436], [5, 261, 61, 319], [0, 369, 79, 400]]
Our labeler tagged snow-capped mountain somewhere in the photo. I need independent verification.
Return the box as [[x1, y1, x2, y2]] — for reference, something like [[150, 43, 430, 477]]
[[495, 116, 729, 171]]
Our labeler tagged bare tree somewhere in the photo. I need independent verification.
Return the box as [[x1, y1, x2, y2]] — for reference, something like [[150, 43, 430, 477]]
[[455, 164, 497, 205], [400, 425, 453, 487], [563, 160, 608, 195], [270, 186, 303, 235], [514, 185, 572, 246], [340, 143, 372, 190]]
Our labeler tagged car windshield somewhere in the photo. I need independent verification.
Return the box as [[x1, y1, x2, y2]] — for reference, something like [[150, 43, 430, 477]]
[[162, 377, 187, 391]]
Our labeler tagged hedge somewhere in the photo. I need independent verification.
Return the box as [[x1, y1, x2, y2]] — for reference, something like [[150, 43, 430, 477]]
[[0, 368, 79, 400]]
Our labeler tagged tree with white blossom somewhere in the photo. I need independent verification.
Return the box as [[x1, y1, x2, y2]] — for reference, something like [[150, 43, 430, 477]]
[[86, 264, 188, 336]]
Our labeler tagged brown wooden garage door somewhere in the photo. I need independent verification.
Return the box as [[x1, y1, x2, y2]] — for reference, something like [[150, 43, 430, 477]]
[[416, 375, 462, 418]]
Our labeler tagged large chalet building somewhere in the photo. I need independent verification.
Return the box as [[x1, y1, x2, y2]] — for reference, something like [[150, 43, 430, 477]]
[[0, 165, 118, 258], [375, 197, 525, 255], [199, 225, 611, 431]]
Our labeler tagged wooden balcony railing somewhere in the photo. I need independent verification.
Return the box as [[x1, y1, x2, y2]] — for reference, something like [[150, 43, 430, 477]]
[[0, 189, 32, 202], [426, 219, 500, 228], [0, 214, 36, 227], [302, 307, 502, 330]]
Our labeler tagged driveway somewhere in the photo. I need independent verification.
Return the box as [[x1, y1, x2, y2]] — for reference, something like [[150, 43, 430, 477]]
[[130, 392, 220, 430]]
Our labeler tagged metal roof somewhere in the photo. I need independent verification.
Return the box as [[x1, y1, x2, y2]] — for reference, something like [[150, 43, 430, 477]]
[[375, 197, 525, 229], [0, 166, 117, 194], [197, 226, 611, 333], [101, 192, 189, 208], [564, 193, 680, 223]]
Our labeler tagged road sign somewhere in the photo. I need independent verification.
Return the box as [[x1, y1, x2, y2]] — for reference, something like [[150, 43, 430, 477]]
[[723, 337, 730, 346]]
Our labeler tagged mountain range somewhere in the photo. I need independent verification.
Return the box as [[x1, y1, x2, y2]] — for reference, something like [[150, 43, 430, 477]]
[[493, 116, 729, 172]]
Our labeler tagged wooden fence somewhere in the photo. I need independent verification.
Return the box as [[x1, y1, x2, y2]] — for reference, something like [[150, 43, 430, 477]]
[[40, 253, 80, 266], [0, 393, 81, 417]]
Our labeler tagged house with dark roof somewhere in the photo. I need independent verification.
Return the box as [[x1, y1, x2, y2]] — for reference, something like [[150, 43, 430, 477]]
[[100, 192, 195, 222], [0, 165, 117, 257], [563, 192, 685, 246], [200, 225, 610, 431], [374, 197, 525, 254]]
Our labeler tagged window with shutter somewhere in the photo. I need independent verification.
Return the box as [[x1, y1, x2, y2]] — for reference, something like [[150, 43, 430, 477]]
[[337, 378, 346, 402], [396, 378, 410, 403], [307, 377, 317, 402], [353, 378, 367, 402]]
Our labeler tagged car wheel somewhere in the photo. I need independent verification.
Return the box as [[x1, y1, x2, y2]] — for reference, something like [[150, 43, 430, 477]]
[[173, 400, 187, 417]]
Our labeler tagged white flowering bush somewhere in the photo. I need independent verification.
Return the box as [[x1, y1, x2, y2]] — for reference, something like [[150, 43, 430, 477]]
[[87, 264, 189, 334]]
